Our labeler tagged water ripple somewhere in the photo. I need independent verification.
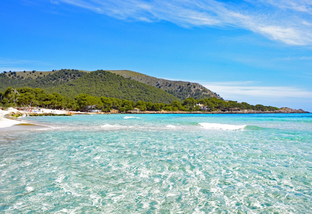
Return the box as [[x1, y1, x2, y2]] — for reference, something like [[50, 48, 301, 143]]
[[1, 114, 312, 212]]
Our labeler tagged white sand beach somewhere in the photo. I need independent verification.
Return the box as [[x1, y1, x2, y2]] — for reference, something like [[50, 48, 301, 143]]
[[0, 108, 24, 128], [29, 108, 69, 114], [0, 117, 24, 128], [0, 108, 72, 129]]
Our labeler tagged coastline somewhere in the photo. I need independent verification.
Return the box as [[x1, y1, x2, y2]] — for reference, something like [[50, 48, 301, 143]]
[[0, 107, 309, 133], [111, 107, 309, 114], [0, 110, 24, 129], [123, 110, 309, 114], [0, 109, 40, 132]]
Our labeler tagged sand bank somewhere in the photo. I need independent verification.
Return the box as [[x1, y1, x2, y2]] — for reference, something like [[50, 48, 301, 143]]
[[0, 109, 24, 129], [0, 108, 36, 130], [0, 117, 24, 129]]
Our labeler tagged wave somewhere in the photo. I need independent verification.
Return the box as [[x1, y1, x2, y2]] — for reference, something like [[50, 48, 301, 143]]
[[199, 123, 246, 130], [101, 124, 131, 130], [100, 123, 181, 131], [124, 116, 140, 119], [166, 125, 177, 129]]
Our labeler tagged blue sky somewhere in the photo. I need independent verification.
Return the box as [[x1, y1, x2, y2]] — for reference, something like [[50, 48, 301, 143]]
[[1, 0, 312, 111]]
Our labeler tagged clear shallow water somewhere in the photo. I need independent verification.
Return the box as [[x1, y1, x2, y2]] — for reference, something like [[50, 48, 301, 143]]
[[1, 114, 312, 213]]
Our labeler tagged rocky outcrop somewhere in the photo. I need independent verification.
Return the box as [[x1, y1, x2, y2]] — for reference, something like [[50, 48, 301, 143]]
[[278, 107, 309, 113], [212, 108, 309, 114], [107, 70, 222, 100], [114, 108, 309, 114]]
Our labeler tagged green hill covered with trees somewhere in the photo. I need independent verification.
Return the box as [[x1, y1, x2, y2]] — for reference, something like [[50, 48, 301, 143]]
[[107, 70, 222, 100], [45, 70, 180, 103], [1, 70, 306, 113], [0, 86, 280, 112], [0, 69, 222, 102], [0, 69, 179, 103], [0, 69, 87, 90]]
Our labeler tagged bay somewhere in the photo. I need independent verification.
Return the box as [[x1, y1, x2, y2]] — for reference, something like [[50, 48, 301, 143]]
[[1, 114, 312, 213]]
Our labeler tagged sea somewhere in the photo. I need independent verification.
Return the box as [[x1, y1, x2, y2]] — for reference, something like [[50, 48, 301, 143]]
[[0, 113, 311, 213]]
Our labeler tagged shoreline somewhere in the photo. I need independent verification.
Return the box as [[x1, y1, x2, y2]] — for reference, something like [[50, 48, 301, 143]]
[[105, 108, 309, 114], [0, 109, 310, 133], [0, 109, 39, 131], [123, 110, 309, 114], [0, 111, 24, 129]]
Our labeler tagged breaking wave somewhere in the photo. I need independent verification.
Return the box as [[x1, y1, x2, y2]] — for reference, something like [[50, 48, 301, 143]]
[[101, 124, 132, 130], [199, 123, 246, 130], [166, 125, 177, 129], [124, 116, 140, 119]]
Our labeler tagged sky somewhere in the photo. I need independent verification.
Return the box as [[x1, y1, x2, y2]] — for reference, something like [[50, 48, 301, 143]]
[[1, 0, 312, 111]]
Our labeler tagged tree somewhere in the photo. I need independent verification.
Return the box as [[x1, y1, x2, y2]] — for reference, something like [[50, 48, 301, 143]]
[[4, 87, 19, 104], [75, 94, 102, 111], [146, 102, 154, 110], [1, 98, 8, 106], [17, 92, 35, 106], [121, 99, 133, 111], [183, 97, 197, 110], [206, 100, 215, 111], [152, 103, 162, 111], [240, 102, 251, 110], [171, 101, 183, 110], [101, 96, 113, 111], [163, 105, 172, 111], [119, 107, 126, 112], [194, 105, 201, 111], [254, 104, 266, 111], [135, 100, 147, 111]]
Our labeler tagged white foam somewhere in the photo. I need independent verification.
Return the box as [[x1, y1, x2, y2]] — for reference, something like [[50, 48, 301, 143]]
[[124, 116, 140, 119], [166, 125, 176, 129], [56, 174, 65, 183], [101, 124, 136, 130], [25, 186, 34, 192], [94, 156, 101, 160], [101, 124, 124, 130], [166, 192, 176, 197], [199, 123, 246, 130]]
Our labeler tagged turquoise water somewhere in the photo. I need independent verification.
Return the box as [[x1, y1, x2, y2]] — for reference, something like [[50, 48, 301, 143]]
[[1, 114, 312, 213]]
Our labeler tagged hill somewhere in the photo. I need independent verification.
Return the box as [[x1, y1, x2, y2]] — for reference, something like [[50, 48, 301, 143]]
[[0, 69, 88, 90], [0, 70, 179, 103], [106, 70, 222, 100]]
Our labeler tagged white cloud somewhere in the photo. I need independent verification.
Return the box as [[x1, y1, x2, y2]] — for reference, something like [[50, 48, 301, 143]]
[[203, 81, 312, 110], [253, 0, 312, 13], [254, 26, 308, 45], [56, 0, 312, 45], [203, 81, 312, 99], [0, 67, 30, 72], [277, 56, 312, 60], [0, 58, 48, 72]]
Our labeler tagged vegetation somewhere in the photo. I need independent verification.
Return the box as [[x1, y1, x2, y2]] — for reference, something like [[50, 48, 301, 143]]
[[198, 97, 279, 112], [0, 69, 179, 103], [45, 70, 180, 103], [0, 69, 222, 102], [0, 86, 279, 112], [107, 70, 222, 100]]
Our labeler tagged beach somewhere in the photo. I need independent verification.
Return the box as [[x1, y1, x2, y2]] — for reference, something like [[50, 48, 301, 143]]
[[0, 109, 25, 129], [0, 108, 70, 131]]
